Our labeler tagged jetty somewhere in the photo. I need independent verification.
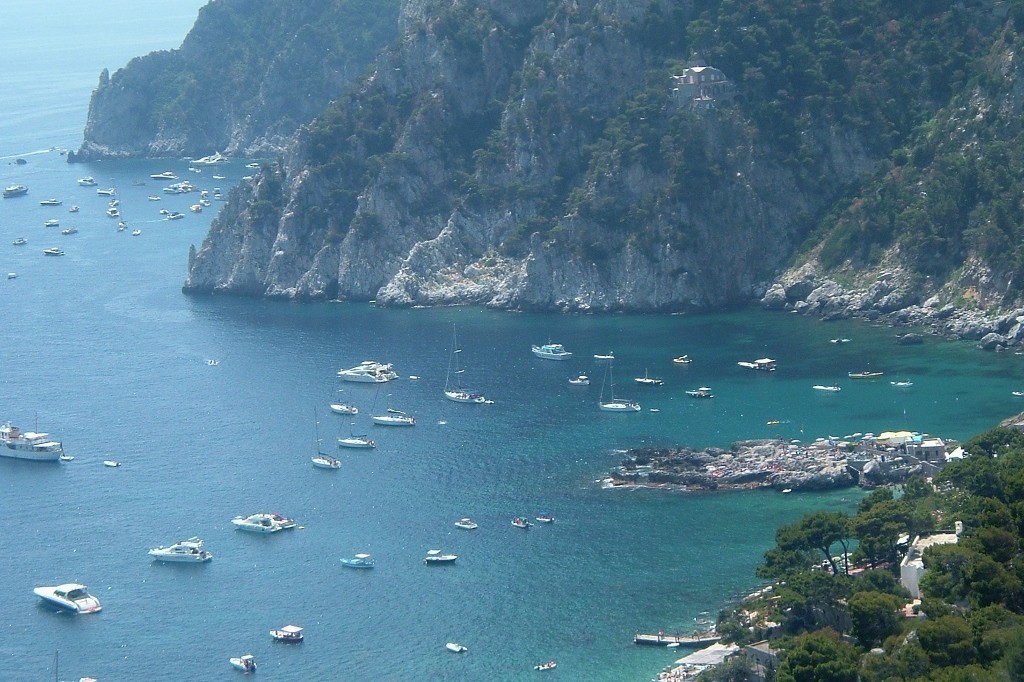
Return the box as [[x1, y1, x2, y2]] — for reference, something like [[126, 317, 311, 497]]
[[634, 631, 721, 647]]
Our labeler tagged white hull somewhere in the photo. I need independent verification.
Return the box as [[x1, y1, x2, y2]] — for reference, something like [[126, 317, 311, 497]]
[[338, 372, 389, 383], [33, 584, 101, 613], [599, 401, 641, 412], [149, 551, 212, 563], [1, 445, 62, 461], [312, 455, 341, 469], [444, 390, 487, 404], [329, 403, 358, 415], [338, 437, 375, 449], [371, 414, 415, 426]]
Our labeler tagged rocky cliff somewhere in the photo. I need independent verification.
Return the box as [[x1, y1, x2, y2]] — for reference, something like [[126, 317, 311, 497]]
[[172, 0, 1024, 329], [72, 0, 400, 160]]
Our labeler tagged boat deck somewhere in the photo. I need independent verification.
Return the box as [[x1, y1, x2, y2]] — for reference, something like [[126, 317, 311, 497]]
[[634, 632, 721, 647]]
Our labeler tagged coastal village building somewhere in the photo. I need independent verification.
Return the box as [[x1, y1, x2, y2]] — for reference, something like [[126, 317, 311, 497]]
[[899, 522, 963, 598], [672, 63, 734, 111]]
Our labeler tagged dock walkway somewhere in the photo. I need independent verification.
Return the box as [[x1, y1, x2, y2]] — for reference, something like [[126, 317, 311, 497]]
[[634, 631, 721, 647]]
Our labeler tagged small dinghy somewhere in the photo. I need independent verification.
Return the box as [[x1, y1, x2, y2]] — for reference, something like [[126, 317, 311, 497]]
[[446, 642, 468, 653], [229, 654, 256, 673]]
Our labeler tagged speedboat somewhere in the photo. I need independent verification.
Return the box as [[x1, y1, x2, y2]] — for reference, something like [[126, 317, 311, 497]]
[[229, 655, 256, 673], [12, 237, 27, 246], [192, 152, 229, 166], [534, 661, 557, 671], [103, 460, 120, 467], [148, 537, 213, 563], [44, 219, 60, 227], [148, 195, 161, 201], [812, 384, 841, 392], [33, 583, 101, 613], [338, 435, 375, 449], [6, 272, 15, 279], [270, 625, 304, 642], [232, 513, 285, 533], [150, 171, 178, 180], [42, 247, 64, 256], [672, 355, 692, 364], [535, 513, 554, 523], [685, 387, 714, 398], [891, 380, 914, 387], [131, 230, 142, 236], [634, 370, 663, 386], [446, 642, 468, 653], [424, 549, 458, 564], [830, 338, 851, 344], [738, 358, 777, 371], [532, 343, 572, 360], [0, 422, 63, 461], [329, 403, 358, 415], [337, 360, 398, 383], [848, 371, 884, 379], [512, 517, 533, 529], [2, 185, 28, 198], [106, 207, 120, 218], [1013, 391, 1024, 397], [68, 205, 79, 213], [568, 375, 590, 385], [77, 177, 97, 186], [340, 553, 375, 568], [593, 353, 614, 360], [166, 212, 185, 220], [39, 198, 62, 206], [61, 227, 78, 235], [96, 187, 116, 196], [371, 410, 415, 426], [311, 454, 341, 469], [454, 518, 478, 530]]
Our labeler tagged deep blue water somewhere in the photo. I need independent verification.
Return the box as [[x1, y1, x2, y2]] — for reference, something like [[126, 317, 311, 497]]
[[4, 4, 1024, 681]]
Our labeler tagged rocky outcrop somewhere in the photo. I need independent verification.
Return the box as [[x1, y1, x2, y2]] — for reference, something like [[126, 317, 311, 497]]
[[72, 0, 400, 160]]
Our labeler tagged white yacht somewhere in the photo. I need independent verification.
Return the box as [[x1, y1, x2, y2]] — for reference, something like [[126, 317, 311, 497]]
[[148, 537, 213, 563], [568, 375, 590, 386], [371, 409, 415, 426], [338, 435, 375, 449], [337, 360, 398, 383], [232, 513, 285, 533], [44, 219, 60, 227], [598, 364, 640, 412], [312, 453, 341, 469], [77, 177, 97, 186], [96, 187, 116, 196], [33, 583, 101, 613], [532, 343, 572, 360], [454, 518, 478, 530], [634, 370, 664, 386], [150, 171, 178, 180], [192, 152, 229, 166], [424, 549, 458, 565], [444, 325, 490, 403], [329, 403, 358, 415], [0, 422, 63, 461]]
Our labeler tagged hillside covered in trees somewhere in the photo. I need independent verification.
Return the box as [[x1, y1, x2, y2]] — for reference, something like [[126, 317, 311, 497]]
[[703, 425, 1024, 682]]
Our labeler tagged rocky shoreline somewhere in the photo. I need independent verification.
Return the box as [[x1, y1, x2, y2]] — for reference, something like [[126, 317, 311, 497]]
[[603, 439, 857, 493], [761, 261, 1024, 351]]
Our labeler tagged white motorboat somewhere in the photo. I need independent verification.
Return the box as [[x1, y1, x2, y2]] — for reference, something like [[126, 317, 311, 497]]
[[131, 230, 142, 236], [61, 227, 78, 235], [77, 176, 97, 186], [106, 207, 120, 218], [812, 384, 841, 392], [103, 460, 120, 467], [3, 184, 28, 198], [891, 380, 914, 388], [534, 660, 557, 671], [337, 360, 397, 383], [672, 355, 692, 364], [329, 403, 358, 415], [232, 513, 285, 533], [42, 247, 64, 256], [262, 512, 296, 529], [454, 517, 478, 530], [446, 642, 468, 653], [512, 517, 533, 529], [424, 549, 458, 564], [340, 553, 375, 568], [33, 583, 101, 613], [532, 342, 572, 360], [6, 272, 15, 280], [12, 237, 27, 246], [96, 187, 116, 196], [150, 171, 178, 180], [68, 205, 79, 213], [593, 352, 614, 360], [229, 655, 256, 673], [0, 422, 63, 461], [148, 537, 213, 563], [598, 364, 640, 412], [312, 454, 341, 469], [44, 219, 60, 227], [192, 152, 229, 166], [738, 358, 776, 371], [39, 198, 62, 206], [371, 409, 415, 426], [444, 325, 489, 403], [535, 513, 554, 523], [270, 624, 304, 642], [685, 386, 714, 399], [568, 375, 590, 385], [634, 370, 663, 386], [338, 435, 375, 449]]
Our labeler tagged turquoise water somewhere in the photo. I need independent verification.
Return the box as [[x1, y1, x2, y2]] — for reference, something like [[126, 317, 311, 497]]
[[4, 5, 1024, 681]]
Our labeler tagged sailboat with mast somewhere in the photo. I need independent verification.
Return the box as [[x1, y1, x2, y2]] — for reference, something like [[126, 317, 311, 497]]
[[599, 362, 641, 412], [444, 325, 490, 404], [310, 410, 340, 468]]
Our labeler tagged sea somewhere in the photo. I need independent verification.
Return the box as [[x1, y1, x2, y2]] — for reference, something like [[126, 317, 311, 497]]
[[2, 4, 1024, 681]]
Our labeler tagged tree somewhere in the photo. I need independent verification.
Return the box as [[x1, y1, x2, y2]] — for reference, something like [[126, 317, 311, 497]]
[[778, 511, 852, 575], [776, 629, 859, 682], [848, 591, 904, 647], [916, 615, 978, 668], [851, 499, 909, 568]]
